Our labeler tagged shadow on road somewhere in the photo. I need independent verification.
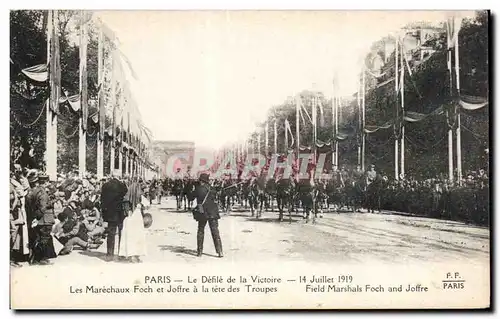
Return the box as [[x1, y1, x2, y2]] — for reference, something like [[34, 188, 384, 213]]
[[245, 217, 300, 224], [158, 245, 197, 257], [78, 250, 133, 263]]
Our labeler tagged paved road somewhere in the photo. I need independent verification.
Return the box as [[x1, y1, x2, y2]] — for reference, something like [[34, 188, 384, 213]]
[[23, 196, 489, 266]]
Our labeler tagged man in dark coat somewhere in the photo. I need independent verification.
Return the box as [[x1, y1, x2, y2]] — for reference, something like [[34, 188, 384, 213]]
[[100, 175, 128, 261], [25, 174, 56, 265], [194, 173, 223, 258]]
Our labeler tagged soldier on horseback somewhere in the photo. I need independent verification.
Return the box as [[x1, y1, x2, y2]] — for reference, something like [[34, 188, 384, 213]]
[[172, 168, 184, 210]]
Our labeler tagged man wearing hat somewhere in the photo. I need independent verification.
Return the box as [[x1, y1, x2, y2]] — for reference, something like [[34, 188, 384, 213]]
[[365, 164, 379, 213], [100, 174, 128, 261], [193, 173, 223, 258], [25, 173, 57, 265]]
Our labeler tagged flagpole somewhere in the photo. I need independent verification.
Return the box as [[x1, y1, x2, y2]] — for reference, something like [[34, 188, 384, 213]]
[[42, 10, 60, 180], [45, 10, 53, 177], [285, 120, 289, 154], [400, 38, 405, 179], [78, 10, 87, 178], [334, 80, 338, 170], [265, 122, 269, 157], [96, 24, 104, 179], [335, 96, 340, 167], [312, 96, 317, 165], [455, 18, 463, 186], [110, 55, 116, 176], [447, 19, 454, 183], [118, 89, 124, 177], [361, 68, 366, 172], [356, 77, 361, 169], [295, 96, 300, 172], [274, 120, 277, 156], [394, 35, 399, 181]]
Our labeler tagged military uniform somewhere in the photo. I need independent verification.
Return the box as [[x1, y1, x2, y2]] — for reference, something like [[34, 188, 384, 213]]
[[25, 175, 56, 264]]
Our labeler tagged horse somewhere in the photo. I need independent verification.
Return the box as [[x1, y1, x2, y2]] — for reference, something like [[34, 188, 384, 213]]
[[182, 179, 197, 210], [148, 180, 159, 205], [295, 178, 317, 223], [365, 173, 386, 213], [345, 173, 364, 213], [249, 177, 266, 218], [162, 178, 171, 197], [171, 179, 184, 210], [314, 179, 327, 218], [264, 177, 277, 212], [212, 179, 223, 203], [220, 178, 238, 213], [326, 176, 342, 213], [240, 179, 251, 209], [276, 177, 295, 222]]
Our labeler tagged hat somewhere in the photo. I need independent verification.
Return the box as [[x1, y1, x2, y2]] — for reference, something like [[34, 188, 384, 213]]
[[28, 173, 39, 184], [143, 213, 153, 228], [199, 173, 210, 184]]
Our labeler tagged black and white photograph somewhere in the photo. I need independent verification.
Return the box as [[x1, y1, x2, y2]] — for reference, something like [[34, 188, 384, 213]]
[[9, 9, 490, 309]]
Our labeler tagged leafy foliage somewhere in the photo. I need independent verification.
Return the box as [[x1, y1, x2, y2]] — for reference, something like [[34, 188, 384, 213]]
[[254, 11, 489, 178], [10, 10, 101, 173]]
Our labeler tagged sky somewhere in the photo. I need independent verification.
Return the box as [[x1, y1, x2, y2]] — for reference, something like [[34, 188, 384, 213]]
[[96, 10, 474, 150]]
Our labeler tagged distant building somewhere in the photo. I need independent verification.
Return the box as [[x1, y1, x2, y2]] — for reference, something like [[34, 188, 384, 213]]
[[150, 140, 195, 177], [364, 21, 444, 91]]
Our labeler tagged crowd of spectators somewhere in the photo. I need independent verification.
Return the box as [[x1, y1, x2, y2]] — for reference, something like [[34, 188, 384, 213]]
[[9, 162, 141, 267], [378, 169, 489, 225]]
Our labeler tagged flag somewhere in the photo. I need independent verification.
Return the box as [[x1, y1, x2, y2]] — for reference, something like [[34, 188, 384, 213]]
[[285, 119, 294, 148], [301, 100, 312, 124], [446, 15, 463, 49], [295, 96, 307, 125], [318, 98, 325, 127]]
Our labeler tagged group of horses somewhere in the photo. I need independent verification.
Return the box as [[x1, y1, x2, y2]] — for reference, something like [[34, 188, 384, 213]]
[[146, 171, 387, 224]]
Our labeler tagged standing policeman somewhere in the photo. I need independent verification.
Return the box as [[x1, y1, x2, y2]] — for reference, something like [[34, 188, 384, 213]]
[[193, 173, 223, 258]]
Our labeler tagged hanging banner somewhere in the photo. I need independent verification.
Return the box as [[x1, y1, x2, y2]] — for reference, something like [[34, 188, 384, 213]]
[[59, 92, 81, 112], [403, 105, 445, 123], [460, 95, 488, 110], [21, 64, 48, 82], [365, 120, 394, 134], [90, 112, 99, 124]]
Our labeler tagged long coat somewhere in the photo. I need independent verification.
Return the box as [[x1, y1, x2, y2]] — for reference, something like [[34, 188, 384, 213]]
[[100, 178, 128, 223], [25, 186, 55, 226], [195, 183, 220, 220]]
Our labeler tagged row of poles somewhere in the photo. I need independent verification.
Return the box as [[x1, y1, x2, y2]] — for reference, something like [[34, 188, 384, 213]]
[[220, 17, 464, 184], [44, 10, 159, 181]]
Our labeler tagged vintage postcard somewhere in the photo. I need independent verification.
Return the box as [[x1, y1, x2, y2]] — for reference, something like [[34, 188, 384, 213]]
[[9, 10, 490, 309]]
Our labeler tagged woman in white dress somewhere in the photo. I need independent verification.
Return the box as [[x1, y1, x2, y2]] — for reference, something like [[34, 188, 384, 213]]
[[119, 178, 147, 263]]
